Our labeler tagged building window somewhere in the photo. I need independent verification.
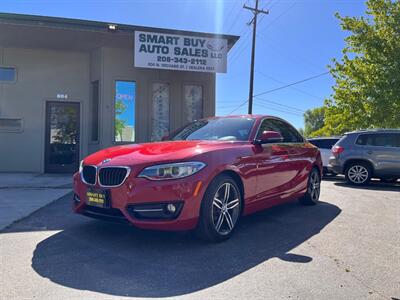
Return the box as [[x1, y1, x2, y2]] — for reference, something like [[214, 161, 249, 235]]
[[90, 81, 99, 142], [184, 84, 203, 123], [151, 82, 170, 141], [114, 80, 135, 142], [0, 67, 16, 82]]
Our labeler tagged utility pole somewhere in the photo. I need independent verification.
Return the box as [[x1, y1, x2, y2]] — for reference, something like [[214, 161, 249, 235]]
[[244, 0, 268, 114]]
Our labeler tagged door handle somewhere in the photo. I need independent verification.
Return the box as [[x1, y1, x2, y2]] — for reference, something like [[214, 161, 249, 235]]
[[367, 151, 373, 155]]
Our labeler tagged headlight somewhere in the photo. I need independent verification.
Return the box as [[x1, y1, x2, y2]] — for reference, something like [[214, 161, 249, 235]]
[[138, 162, 206, 180], [79, 160, 84, 173]]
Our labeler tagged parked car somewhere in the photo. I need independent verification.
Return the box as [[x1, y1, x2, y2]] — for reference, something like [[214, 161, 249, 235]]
[[308, 137, 340, 176], [328, 129, 400, 185], [73, 115, 322, 242]]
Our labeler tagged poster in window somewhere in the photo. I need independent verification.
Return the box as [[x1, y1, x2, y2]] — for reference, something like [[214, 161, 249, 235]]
[[184, 85, 203, 123], [151, 83, 170, 141], [115, 81, 135, 142]]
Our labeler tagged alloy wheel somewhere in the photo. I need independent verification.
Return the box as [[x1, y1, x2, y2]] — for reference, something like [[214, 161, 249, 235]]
[[348, 165, 369, 184], [212, 182, 241, 235], [308, 170, 321, 202]]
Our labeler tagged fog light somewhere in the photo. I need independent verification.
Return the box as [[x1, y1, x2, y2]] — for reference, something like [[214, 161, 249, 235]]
[[166, 204, 176, 213]]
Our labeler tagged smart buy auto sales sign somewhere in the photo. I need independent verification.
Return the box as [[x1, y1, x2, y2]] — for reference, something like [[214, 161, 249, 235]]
[[134, 31, 228, 73]]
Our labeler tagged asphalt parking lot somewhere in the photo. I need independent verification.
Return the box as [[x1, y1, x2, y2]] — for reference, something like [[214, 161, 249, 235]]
[[1, 177, 399, 300]]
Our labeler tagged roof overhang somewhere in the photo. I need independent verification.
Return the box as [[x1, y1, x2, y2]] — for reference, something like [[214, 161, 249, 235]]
[[0, 13, 239, 52]]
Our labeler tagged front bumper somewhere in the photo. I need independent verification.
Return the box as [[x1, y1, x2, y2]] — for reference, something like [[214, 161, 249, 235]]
[[72, 171, 208, 231]]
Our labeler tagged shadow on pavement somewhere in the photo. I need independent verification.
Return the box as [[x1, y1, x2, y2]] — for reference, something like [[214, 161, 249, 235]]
[[323, 175, 400, 192], [26, 195, 341, 298], [334, 181, 400, 192]]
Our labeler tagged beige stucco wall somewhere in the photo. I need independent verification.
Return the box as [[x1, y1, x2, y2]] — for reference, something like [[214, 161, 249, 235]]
[[0, 45, 216, 173], [0, 47, 90, 172]]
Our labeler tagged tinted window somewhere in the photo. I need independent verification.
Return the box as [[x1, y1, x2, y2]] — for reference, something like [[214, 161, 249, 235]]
[[308, 140, 322, 148], [170, 117, 255, 141], [309, 139, 339, 149], [257, 119, 303, 143], [356, 133, 400, 147]]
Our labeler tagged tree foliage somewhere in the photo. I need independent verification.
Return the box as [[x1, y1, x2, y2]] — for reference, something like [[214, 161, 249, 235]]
[[317, 0, 400, 136], [303, 107, 325, 137]]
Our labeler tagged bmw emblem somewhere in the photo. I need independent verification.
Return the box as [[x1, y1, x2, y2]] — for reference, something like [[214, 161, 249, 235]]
[[102, 158, 111, 164]]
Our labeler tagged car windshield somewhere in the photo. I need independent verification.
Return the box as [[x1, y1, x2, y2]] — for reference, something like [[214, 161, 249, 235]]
[[170, 117, 255, 141]]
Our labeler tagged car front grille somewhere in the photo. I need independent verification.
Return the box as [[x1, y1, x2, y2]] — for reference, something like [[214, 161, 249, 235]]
[[98, 167, 129, 187], [82, 166, 97, 185]]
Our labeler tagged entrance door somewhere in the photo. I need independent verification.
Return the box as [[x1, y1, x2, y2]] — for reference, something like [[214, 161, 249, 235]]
[[45, 101, 80, 173]]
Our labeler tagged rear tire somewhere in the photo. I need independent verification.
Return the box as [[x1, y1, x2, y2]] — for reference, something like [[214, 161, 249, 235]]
[[299, 168, 321, 206], [345, 162, 371, 186], [196, 175, 242, 242]]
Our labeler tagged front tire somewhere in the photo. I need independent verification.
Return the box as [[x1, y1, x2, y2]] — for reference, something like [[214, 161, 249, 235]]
[[196, 175, 242, 242], [345, 162, 371, 186], [299, 168, 321, 206]]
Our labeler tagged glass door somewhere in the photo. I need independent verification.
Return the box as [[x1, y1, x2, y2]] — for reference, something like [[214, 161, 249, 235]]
[[45, 101, 80, 173]]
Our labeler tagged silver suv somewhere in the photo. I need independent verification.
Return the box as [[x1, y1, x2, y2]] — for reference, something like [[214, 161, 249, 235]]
[[328, 129, 400, 185]]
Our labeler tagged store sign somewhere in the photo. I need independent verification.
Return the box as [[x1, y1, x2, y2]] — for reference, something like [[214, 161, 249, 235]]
[[134, 31, 227, 73]]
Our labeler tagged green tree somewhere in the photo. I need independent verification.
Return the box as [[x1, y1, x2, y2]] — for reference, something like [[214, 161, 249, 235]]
[[115, 100, 127, 141], [303, 107, 325, 137], [321, 0, 400, 135]]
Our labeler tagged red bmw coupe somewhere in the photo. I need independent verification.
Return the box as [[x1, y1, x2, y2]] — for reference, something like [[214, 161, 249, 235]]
[[73, 115, 322, 242]]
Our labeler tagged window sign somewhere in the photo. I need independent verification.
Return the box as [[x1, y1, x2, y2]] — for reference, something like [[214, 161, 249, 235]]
[[151, 83, 170, 141], [184, 85, 203, 123], [115, 81, 135, 142], [134, 31, 228, 73]]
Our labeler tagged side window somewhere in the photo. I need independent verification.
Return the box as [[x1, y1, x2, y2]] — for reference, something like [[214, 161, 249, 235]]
[[308, 140, 321, 148], [356, 133, 400, 147], [356, 134, 370, 145], [257, 119, 303, 143], [389, 133, 400, 147], [319, 139, 339, 149]]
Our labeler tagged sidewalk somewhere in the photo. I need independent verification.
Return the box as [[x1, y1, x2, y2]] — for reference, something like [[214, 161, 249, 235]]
[[0, 173, 72, 230]]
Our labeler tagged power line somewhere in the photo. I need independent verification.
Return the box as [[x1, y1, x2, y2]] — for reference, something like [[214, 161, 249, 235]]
[[254, 71, 330, 97], [255, 70, 324, 100], [226, 0, 249, 33], [229, 99, 249, 114], [224, 71, 330, 114], [254, 102, 304, 116], [254, 96, 306, 112], [257, 0, 297, 32]]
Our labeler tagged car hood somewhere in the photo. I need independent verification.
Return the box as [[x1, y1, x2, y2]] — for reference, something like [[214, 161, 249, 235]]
[[83, 140, 246, 166]]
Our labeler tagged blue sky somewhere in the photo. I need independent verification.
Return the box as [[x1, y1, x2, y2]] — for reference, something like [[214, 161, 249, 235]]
[[1, 0, 366, 129]]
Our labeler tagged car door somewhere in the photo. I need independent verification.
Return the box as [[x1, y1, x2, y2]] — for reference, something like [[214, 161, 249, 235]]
[[275, 120, 310, 192], [358, 133, 400, 176], [252, 118, 298, 203]]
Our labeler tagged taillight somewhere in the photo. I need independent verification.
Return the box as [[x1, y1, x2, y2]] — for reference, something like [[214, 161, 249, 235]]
[[332, 145, 344, 155]]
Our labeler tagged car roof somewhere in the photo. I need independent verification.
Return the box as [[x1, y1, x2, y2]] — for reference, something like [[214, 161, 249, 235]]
[[203, 115, 285, 121], [308, 137, 341, 140], [345, 129, 400, 135]]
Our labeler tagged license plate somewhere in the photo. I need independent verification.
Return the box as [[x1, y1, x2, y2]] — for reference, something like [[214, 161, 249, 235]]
[[86, 189, 109, 208]]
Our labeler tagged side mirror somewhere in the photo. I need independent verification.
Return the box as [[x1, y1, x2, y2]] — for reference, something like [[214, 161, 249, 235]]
[[253, 131, 284, 145], [161, 135, 169, 141]]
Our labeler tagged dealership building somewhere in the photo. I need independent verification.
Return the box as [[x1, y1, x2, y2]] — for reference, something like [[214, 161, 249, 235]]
[[0, 13, 238, 173]]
